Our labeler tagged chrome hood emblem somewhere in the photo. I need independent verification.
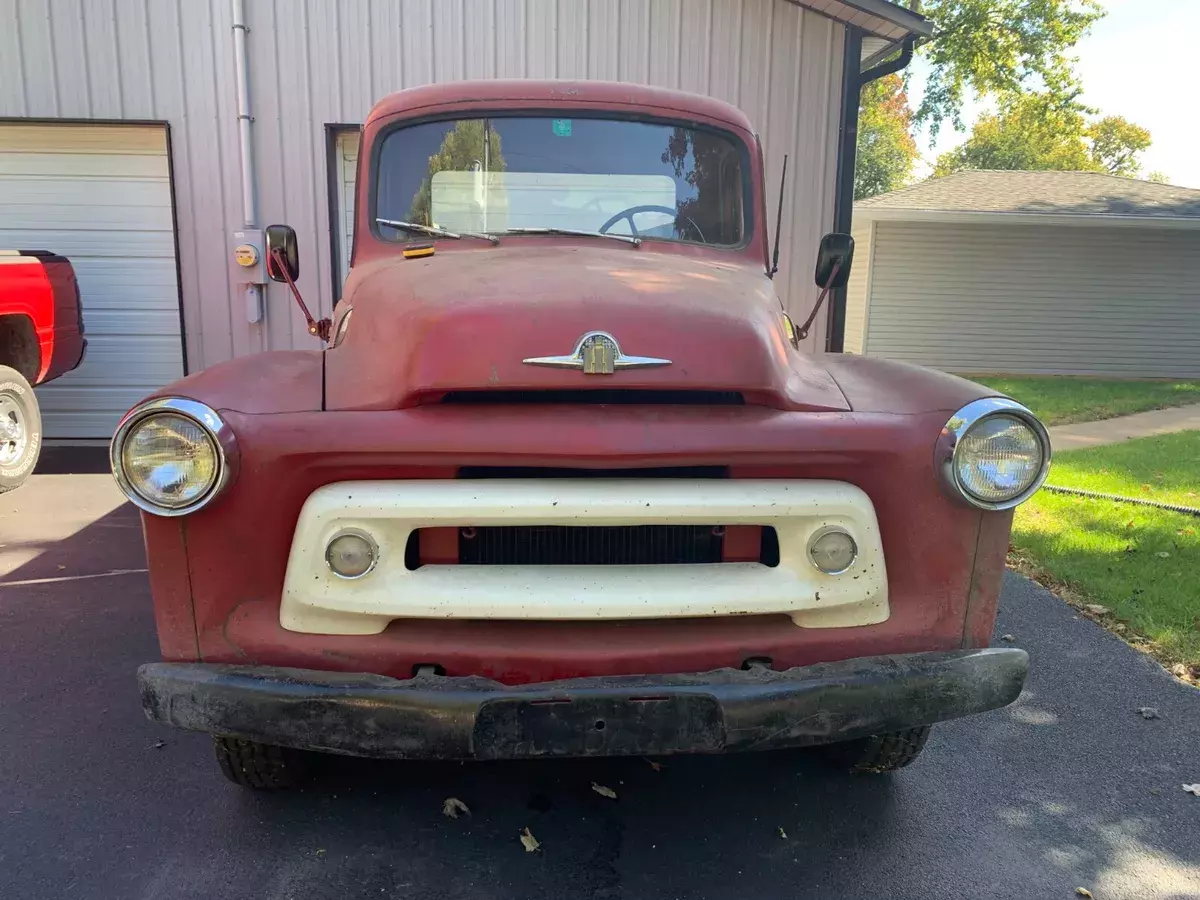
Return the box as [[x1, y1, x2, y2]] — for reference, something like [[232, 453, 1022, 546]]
[[522, 331, 672, 376]]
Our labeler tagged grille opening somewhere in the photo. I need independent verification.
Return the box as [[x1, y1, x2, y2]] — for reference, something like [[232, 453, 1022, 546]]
[[439, 389, 745, 405], [460, 524, 724, 565], [405, 524, 779, 566], [457, 466, 729, 479]]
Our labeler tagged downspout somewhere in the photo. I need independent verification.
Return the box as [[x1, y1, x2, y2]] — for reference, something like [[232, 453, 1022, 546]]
[[231, 0, 263, 323], [825, 33, 915, 352]]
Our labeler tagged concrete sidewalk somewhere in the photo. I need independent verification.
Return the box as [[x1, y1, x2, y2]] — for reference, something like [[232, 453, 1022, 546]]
[[1048, 403, 1200, 452]]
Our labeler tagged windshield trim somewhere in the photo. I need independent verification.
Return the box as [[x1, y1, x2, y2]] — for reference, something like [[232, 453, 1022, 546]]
[[366, 108, 755, 252]]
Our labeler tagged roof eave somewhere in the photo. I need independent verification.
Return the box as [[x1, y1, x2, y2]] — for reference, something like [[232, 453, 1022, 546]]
[[853, 207, 1200, 229], [786, 0, 933, 41]]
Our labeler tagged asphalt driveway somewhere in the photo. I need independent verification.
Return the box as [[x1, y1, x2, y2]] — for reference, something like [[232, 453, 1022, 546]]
[[1, 467, 1197, 900]]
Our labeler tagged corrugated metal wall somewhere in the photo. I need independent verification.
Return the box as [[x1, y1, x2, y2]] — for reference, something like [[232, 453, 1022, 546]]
[[856, 220, 1200, 377], [0, 0, 845, 371]]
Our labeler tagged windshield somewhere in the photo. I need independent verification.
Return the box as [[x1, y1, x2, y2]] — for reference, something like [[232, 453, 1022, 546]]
[[374, 116, 747, 246]]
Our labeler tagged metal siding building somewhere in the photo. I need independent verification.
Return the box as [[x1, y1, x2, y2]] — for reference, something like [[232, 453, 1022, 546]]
[[846, 171, 1200, 378], [0, 0, 927, 437]]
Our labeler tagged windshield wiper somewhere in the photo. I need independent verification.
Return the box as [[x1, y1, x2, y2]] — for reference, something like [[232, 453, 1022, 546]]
[[504, 227, 641, 247], [376, 218, 499, 245]]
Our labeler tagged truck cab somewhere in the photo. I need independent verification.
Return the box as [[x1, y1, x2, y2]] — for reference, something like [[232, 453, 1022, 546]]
[[110, 81, 1046, 789]]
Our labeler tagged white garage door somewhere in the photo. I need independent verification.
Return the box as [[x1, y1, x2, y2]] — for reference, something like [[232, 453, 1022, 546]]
[[0, 124, 184, 438]]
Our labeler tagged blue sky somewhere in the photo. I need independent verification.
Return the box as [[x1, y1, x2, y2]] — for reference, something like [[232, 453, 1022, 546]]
[[909, 0, 1200, 188]]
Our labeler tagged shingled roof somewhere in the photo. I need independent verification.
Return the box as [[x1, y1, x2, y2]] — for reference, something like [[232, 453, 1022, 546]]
[[857, 170, 1200, 220]]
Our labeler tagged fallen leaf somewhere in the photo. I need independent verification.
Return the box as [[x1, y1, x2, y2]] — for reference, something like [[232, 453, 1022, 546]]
[[591, 782, 617, 800], [1113, 624, 1127, 633], [1156, 551, 1171, 559], [1076, 889, 1093, 898], [1001, 634, 1016, 642], [442, 797, 471, 819], [1085, 604, 1110, 616], [519, 827, 541, 852], [316, 849, 326, 858], [778, 826, 787, 839], [1137, 707, 1160, 720], [1151, 788, 1162, 796], [147, 739, 166, 750], [1183, 784, 1200, 797], [644, 758, 663, 772], [1172, 663, 1189, 678]]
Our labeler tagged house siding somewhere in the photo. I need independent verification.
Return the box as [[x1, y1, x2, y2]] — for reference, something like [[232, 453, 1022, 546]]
[[859, 220, 1200, 377], [0, 0, 847, 374], [842, 217, 872, 353]]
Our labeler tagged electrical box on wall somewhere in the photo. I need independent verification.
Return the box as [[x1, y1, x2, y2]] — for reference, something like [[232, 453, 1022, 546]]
[[230, 230, 266, 323]]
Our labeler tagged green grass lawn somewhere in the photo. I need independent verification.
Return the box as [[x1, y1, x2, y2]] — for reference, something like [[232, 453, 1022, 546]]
[[1012, 431, 1200, 670], [968, 375, 1200, 426]]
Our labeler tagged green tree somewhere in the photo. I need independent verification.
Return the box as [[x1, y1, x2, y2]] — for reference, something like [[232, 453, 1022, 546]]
[[914, 0, 1105, 139], [407, 119, 506, 225], [855, 74, 920, 199], [1147, 171, 1170, 184], [1086, 115, 1152, 176], [933, 93, 1096, 175]]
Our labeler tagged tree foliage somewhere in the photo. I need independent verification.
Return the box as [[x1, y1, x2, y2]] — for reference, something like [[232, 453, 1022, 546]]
[[1086, 116, 1152, 176], [855, 74, 920, 199], [915, 0, 1105, 139], [933, 93, 1152, 177], [1147, 171, 1170, 185], [406, 119, 506, 225]]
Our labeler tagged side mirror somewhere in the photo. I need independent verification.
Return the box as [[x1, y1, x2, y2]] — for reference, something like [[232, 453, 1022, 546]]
[[265, 224, 299, 283], [814, 232, 854, 289]]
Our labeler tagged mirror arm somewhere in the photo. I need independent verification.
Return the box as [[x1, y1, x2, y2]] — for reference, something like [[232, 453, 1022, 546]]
[[794, 260, 842, 342], [269, 247, 331, 342]]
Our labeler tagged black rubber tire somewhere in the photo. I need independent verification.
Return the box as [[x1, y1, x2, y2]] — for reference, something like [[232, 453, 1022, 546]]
[[212, 736, 312, 790], [821, 725, 932, 773], [0, 365, 42, 493]]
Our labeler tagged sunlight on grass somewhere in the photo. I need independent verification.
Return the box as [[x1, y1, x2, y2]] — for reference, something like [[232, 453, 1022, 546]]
[[1012, 432, 1200, 668], [970, 376, 1200, 426]]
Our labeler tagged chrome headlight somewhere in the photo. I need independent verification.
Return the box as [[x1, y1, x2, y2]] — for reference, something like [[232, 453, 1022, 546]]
[[110, 398, 237, 516], [936, 398, 1050, 510]]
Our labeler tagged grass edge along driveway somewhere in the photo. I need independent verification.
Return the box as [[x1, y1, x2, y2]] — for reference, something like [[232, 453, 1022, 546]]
[[968, 375, 1200, 426], [1010, 431, 1200, 678]]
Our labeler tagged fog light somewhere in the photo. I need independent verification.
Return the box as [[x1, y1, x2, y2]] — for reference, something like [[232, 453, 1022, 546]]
[[326, 531, 377, 579], [808, 527, 857, 575]]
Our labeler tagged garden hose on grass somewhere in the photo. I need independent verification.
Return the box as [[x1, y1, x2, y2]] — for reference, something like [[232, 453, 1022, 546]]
[[1041, 484, 1200, 517]]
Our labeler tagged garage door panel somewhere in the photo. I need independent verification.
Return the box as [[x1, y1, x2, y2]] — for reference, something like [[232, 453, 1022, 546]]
[[0, 205, 175, 231], [0, 229, 176, 258], [862, 222, 1200, 377], [0, 177, 171, 207], [1, 123, 183, 438]]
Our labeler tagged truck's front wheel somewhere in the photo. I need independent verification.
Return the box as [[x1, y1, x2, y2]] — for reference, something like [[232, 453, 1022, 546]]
[[821, 725, 931, 773], [212, 736, 313, 789], [0, 365, 41, 493]]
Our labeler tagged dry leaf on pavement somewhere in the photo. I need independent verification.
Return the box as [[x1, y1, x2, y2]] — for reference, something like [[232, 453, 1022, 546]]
[[1075, 889, 1093, 898], [1137, 707, 1160, 720], [645, 758, 663, 772], [519, 827, 541, 852], [778, 827, 787, 839], [442, 797, 471, 818], [1183, 784, 1200, 796], [591, 782, 618, 799]]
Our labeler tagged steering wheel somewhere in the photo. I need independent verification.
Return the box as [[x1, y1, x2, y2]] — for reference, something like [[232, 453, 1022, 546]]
[[598, 205, 707, 242]]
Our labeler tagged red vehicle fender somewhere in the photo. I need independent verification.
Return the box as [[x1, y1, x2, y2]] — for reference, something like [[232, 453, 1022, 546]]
[[0, 250, 86, 385]]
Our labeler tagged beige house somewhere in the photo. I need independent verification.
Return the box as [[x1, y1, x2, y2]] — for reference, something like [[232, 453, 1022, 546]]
[[844, 171, 1200, 377]]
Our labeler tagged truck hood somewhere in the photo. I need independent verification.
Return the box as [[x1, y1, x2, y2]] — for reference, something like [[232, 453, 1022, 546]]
[[324, 244, 849, 412]]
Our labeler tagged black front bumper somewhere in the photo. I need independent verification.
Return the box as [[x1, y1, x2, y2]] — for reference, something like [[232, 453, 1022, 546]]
[[139, 648, 1027, 760]]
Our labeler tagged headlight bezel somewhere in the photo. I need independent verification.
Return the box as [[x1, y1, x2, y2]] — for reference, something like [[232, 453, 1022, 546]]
[[936, 397, 1051, 511], [110, 397, 238, 517]]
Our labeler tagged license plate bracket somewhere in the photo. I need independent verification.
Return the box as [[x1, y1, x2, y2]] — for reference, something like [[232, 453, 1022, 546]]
[[473, 692, 725, 759]]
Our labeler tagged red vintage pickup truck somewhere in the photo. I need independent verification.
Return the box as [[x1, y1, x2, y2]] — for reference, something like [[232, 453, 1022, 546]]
[[112, 81, 1047, 790], [0, 250, 86, 491]]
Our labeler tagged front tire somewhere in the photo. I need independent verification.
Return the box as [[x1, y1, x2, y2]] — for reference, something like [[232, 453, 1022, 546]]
[[822, 725, 931, 773], [213, 736, 312, 790], [0, 365, 41, 493]]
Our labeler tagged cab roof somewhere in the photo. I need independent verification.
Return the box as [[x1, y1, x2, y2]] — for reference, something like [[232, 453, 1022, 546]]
[[365, 80, 758, 135]]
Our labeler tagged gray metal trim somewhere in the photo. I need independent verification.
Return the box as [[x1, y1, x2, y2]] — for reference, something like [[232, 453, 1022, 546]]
[[935, 398, 1051, 512]]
